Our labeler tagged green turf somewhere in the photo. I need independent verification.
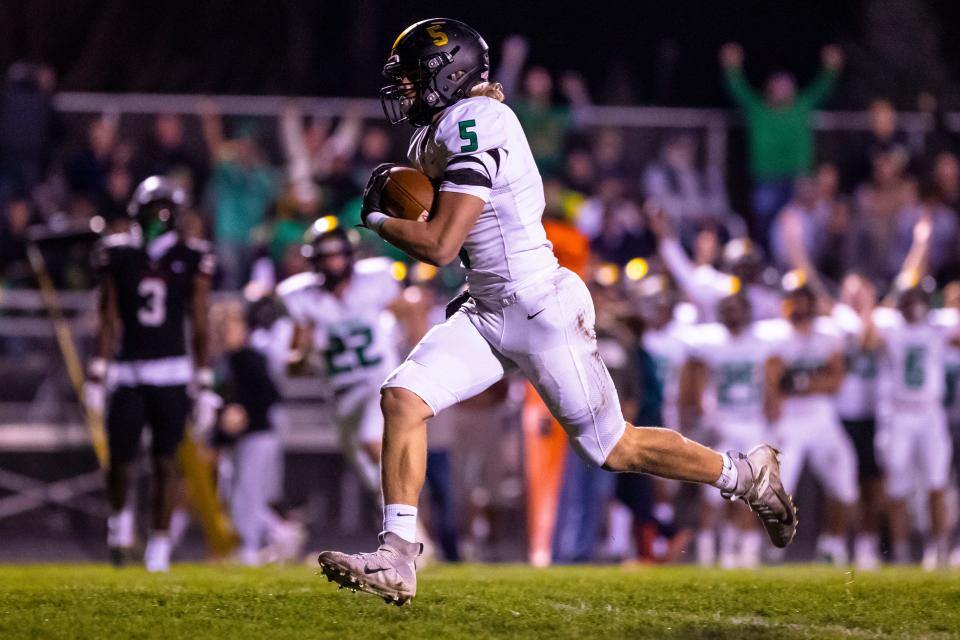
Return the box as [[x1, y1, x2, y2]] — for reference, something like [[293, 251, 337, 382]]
[[0, 564, 957, 639]]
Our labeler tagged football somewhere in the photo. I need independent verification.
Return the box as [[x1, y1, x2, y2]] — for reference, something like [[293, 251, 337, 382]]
[[381, 166, 435, 222]]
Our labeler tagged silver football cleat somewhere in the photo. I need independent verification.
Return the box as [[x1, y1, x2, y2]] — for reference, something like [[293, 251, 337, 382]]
[[723, 444, 798, 549], [318, 532, 422, 606]]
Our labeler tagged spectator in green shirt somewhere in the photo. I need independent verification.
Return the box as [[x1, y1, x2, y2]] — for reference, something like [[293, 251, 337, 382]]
[[720, 42, 843, 250], [200, 100, 280, 290]]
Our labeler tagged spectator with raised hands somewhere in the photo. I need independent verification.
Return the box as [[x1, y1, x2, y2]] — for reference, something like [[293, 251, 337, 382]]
[[720, 42, 843, 251], [496, 35, 590, 179], [199, 99, 279, 290]]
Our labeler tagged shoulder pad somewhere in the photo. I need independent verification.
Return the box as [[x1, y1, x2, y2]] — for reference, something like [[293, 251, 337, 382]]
[[931, 307, 960, 328], [354, 257, 393, 276], [872, 306, 902, 329], [276, 271, 321, 299], [812, 315, 842, 337], [754, 318, 791, 342], [435, 97, 509, 156]]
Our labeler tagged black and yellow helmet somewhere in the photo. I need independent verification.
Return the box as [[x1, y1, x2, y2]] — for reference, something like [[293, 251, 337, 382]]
[[301, 216, 358, 264], [380, 18, 490, 126]]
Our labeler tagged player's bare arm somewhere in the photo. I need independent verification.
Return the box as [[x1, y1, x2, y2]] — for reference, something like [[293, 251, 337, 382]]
[[806, 351, 845, 395], [764, 356, 785, 422], [376, 191, 484, 266], [678, 358, 706, 431], [94, 276, 119, 362]]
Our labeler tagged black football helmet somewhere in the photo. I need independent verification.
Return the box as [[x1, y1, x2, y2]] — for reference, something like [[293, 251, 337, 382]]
[[127, 176, 188, 236], [380, 18, 490, 126], [301, 216, 359, 288]]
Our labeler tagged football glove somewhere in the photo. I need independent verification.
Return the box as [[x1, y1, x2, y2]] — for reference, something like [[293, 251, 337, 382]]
[[360, 163, 395, 230]]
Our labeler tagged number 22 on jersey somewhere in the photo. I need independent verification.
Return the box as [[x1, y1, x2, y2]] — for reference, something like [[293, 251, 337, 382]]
[[323, 322, 383, 376]]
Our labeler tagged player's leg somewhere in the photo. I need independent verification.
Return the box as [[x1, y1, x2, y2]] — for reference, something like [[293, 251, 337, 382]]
[[880, 413, 915, 563], [843, 418, 883, 570], [143, 384, 189, 572], [809, 415, 859, 566], [920, 408, 952, 569], [104, 385, 147, 565], [318, 306, 511, 603], [505, 270, 796, 547]]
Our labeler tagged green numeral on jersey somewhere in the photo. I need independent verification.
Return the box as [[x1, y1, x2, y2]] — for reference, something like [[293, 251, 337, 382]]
[[458, 119, 478, 152]]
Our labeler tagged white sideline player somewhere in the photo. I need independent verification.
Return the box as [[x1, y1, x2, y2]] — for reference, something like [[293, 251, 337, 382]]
[[316, 18, 797, 605], [277, 219, 401, 495], [760, 273, 859, 565], [681, 293, 779, 568], [867, 283, 957, 568]]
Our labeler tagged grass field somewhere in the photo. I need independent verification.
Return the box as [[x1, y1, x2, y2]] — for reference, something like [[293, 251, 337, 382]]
[[0, 564, 958, 639]]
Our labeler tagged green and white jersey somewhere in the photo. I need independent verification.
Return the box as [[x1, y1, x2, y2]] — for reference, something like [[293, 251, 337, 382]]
[[278, 258, 401, 393], [642, 323, 696, 429], [934, 309, 960, 424], [408, 96, 559, 300], [758, 316, 844, 416], [875, 307, 952, 409], [688, 323, 775, 425]]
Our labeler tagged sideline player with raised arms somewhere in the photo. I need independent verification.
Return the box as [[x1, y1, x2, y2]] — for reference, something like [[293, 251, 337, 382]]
[[317, 19, 798, 604], [85, 177, 219, 572]]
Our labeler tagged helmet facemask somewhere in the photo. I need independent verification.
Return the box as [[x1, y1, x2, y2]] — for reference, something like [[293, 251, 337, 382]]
[[379, 19, 491, 125]]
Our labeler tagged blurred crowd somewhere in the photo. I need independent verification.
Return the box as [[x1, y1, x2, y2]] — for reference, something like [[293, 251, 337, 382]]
[[3, 36, 960, 569]]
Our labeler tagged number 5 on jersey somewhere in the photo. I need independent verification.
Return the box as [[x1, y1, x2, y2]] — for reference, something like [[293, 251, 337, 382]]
[[458, 119, 478, 152]]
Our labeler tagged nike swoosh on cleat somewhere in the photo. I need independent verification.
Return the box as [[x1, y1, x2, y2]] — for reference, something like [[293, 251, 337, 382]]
[[364, 566, 390, 574], [527, 309, 545, 320]]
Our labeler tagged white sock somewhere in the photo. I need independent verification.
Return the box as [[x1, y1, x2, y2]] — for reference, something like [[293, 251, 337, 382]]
[[107, 507, 135, 548], [711, 452, 739, 493], [383, 504, 418, 543]]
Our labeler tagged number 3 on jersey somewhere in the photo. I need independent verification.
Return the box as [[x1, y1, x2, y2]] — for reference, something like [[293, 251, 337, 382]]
[[137, 278, 167, 327]]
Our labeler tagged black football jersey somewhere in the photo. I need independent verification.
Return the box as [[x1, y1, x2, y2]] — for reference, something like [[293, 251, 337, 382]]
[[93, 230, 215, 362]]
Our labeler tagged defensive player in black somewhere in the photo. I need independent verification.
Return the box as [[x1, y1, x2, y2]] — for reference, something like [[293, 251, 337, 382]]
[[85, 176, 218, 571]]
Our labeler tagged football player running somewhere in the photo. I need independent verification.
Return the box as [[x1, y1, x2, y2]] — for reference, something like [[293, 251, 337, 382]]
[[317, 18, 797, 604], [85, 176, 218, 572], [277, 219, 402, 497]]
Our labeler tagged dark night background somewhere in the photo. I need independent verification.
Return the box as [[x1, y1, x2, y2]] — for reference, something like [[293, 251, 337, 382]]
[[2, 0, 960, 108]]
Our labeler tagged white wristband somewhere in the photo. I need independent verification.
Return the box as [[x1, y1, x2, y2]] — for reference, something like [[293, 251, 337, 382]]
[[195, 367, 215, 388], [88, 357, 108, 380], [366, 211, 389, 234]]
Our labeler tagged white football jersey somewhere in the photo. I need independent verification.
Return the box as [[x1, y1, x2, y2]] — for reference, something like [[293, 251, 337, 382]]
[[407, 96, 559, 299], [277, 258, 401, 394], [642, 323, 695, 428], [832, 303, 880, 421], [933, 308, 960, 423], [687, 323, 776, 426], [875, 307, 951, 407], [757, 316, 843, 416]]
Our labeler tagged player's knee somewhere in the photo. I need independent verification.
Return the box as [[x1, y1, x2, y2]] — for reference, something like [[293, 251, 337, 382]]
[[602, 424, 645, 473], [380, 387, 432, 424]]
